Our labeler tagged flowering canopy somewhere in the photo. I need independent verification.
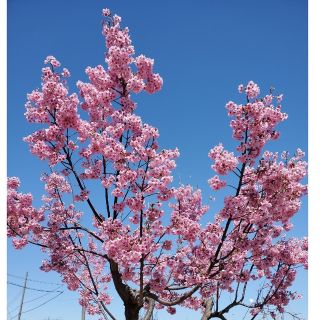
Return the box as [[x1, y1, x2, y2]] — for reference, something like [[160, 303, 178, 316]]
[[8, 8, 307, 320]]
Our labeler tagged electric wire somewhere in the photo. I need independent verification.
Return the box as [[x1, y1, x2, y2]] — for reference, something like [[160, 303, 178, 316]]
[[24, 285, 63, 303], [8, 285, 64, 314], [10, 291, 64, 319], [7, 290, 21, 307], [7, 281, 63, 293], [8, 273, 62, 286], [7, 287, 22, 319], [7, 275, 65, 320]]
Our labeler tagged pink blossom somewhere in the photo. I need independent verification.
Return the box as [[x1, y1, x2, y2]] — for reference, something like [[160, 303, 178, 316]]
[[61, 68, 71, 77], [7, 177, 20, 190], [44, 55, 61, 68], [102, 8, 110, 16], [245, 80, 260, 99], [208, 175, 226, 190], [208, 143, 238, 175]]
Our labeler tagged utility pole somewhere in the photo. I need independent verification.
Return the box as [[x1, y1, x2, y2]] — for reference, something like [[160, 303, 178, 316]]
[[17, 272, 28, 320], [81, 305, 86, 320]]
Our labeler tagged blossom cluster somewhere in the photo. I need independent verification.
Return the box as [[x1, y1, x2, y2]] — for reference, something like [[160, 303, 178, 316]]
[[7, 177, 44, 249], [226, 82, 288, 163]]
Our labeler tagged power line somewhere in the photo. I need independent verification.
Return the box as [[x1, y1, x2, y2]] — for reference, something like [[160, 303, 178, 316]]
[[22, 292, 64, 314], [7, 307, 14, 320], [7, 290, 22, 307], [8, 281, 63, 293], [8, 273, 62, 286], [7, 292, 22, 320], [8, 274, 65, 320], [24, 286, 64, 304], [9, 285, 64, 314], [11, 291, 64, 319]]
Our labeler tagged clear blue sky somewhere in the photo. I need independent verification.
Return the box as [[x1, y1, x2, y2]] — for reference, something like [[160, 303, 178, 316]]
[[7, 0, 307, 319]]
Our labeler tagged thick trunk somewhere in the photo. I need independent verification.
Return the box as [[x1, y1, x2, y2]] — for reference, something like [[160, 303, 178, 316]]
[[124, 303, 141, 320], [109, 259, 141, 319]]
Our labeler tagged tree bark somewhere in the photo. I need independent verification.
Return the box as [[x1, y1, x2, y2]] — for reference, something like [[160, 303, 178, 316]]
[[201, 298, 214, 320], [142, 298, 155, 320], [124, 303, 141, 320]]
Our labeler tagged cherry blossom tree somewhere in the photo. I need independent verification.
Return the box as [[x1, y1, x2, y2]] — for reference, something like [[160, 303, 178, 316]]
[[7, 8, 307, 320]]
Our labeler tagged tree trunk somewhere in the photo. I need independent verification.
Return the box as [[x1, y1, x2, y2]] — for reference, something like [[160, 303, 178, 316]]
[[201, 298, 214, 320], [142, 298, 155, 320], [124, 303, 141, 320]]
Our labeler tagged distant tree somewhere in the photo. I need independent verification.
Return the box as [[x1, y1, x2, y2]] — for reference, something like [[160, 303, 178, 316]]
[[7, 8, 307, 320]]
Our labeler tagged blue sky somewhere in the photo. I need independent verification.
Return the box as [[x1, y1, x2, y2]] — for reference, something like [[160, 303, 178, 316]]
[[7, 0, 307, 319]]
